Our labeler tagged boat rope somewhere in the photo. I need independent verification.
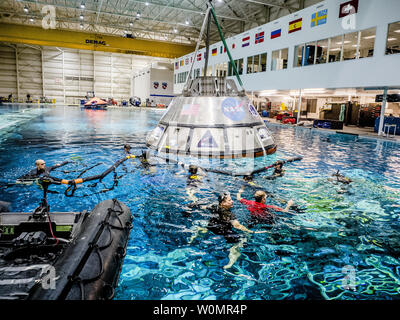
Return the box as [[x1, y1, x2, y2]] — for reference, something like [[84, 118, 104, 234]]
[[39, 154, 136, 197]]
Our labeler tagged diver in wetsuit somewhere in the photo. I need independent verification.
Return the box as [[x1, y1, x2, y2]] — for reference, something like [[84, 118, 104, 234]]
[[174, 162, 207, 205], [16, 159, 70, 184], [243, 175, 262, 188], [185, 165, 207, 203], [329, 170, 353, 194], [189, 192, 267, 269], [332, 170, 352, 184], [263, 160, 285, 180], [123, 144, 131, 155], [136, 150, 157, 173]]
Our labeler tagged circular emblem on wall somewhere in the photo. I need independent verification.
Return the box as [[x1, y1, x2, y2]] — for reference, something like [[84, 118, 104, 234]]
[[221, 98, 246, 121]]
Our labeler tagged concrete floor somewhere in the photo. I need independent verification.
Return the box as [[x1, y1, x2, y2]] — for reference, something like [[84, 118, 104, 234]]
[[263, 117, 400, 143]]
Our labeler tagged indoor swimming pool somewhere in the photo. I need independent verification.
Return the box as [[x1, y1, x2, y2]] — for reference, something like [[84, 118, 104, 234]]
[[0, 105, 399, 300]]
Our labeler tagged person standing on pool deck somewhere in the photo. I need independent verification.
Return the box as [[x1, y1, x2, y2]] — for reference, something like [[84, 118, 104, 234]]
[[237, 186, 294, 224], [191, 192, 267, 269], [17, 159, 70, 183]]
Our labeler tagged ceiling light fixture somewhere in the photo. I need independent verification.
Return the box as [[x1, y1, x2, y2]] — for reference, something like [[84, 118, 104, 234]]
[[388, 38, 397, 41], [136, 11, 141, 18], [80, 3, 85, 9], [29, 18, 34, 22], [259, 90, 277, 96], [304, 88, 326, 93], [363, 35, 376, 39], [80, 23, 84, 29], [185, 20, 189, 25], [129, 21, 133, 27], [145, 1, 149, 5], [80, 14, 84, 20], [24, 6, 28, 13]]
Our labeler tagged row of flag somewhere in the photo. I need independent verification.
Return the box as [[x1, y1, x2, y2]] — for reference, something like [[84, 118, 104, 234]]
[[175, 0, 359, 70]]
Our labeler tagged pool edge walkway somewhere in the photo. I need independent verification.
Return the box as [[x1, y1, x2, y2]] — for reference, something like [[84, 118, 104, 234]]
[[263, 117, 400, 143]]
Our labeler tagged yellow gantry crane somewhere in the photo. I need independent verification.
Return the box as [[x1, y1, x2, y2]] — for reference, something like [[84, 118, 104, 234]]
[[0, 23, 195, 58]]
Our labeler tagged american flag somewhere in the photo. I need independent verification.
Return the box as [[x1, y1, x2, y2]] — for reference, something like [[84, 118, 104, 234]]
[[181, 104, 200, 116], [197, 53, 202, 61]]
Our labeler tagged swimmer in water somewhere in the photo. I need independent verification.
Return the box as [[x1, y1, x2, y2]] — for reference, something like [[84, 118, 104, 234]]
[[16, 159, 69, 184], [332, 170, 352, 184], [329, 170, 353, 194], [123, 144, 131, 155], [137, 150, 157, 173], [237, 186, 294, 225], [176, 163, 207, 204], [263, 160, 285, 180], [190, 192, 267, 269]]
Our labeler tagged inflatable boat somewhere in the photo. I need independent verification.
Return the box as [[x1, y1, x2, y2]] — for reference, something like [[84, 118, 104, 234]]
[[83, 97, 108, 110], [0, 199, 132, 300]]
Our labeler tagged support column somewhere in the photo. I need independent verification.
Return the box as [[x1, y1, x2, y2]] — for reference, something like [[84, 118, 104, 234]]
[[378, 87, 388, 136], [110, 53, 113, 98], [78, 50, 81, 98], [62, 50, 65, 103], [265, 6, 271, 24], [15, 46, 20, 102], [130, 55, 134, 98], [93, 51, 96, 95], [297, 89, 302, 124], [41, 48, 45, 98]]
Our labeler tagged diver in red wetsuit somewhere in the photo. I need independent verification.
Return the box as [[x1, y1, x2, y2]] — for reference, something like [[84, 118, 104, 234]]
[[237, 186, 294, 224]]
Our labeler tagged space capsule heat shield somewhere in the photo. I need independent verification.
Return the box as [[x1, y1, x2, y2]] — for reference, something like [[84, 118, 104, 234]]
[[146, 77, 276, 159]]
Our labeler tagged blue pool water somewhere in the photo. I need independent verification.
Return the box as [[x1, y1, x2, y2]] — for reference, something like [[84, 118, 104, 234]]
[[0, 105, 400, 300]]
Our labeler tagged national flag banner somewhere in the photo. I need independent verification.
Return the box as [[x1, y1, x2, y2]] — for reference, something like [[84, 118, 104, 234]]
[[339, 0, 358, 18], [211, 48, 217, 56], [232, 43, 235, 49], [180, 104, 200, 116], [271, 28, 281, 39], [311, 9, 328, 27], [242, 36, 250, 47], [197, 53, 202, 61], [255, 31, 265, 44], [180, 60, 184, 66], [175, 62, 179, 69], [289, 18, 302, 34], [190, 56, 193, 63], [220, 46, 226, 54], [185, 58, 189, 65]]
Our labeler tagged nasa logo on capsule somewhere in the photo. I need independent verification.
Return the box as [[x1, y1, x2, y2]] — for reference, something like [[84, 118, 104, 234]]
[[248, 103, 258, 117], [221, 98, 246, 121]]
